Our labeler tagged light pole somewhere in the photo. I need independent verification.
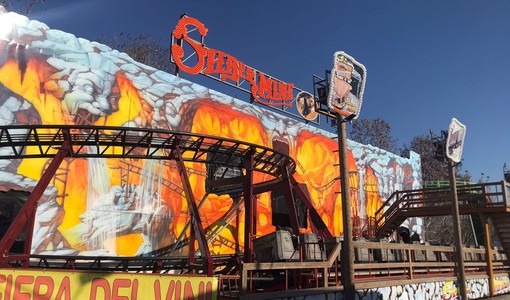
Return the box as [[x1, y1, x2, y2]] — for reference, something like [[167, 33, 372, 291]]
[[337, 114, 355, 298], [445, 118, 468, 300], [448, 158, 468, 300], [315, 51, 366, 299]]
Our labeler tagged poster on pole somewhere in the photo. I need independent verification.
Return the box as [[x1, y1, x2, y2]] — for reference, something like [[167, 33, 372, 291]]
[[327, 51, 367, 119], [446, 118, 467, 163], [296, 91, 318, 121]]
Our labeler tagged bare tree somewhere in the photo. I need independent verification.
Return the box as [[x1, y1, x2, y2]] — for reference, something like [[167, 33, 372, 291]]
[[401, 134, 471, 182], [99, 33, 175, 75], [425, 215, 477, 246], [0, 0, 45, 15], [401, 135, 449, 182], [402, 134, 480, 246], [349, 118, 399, 153]]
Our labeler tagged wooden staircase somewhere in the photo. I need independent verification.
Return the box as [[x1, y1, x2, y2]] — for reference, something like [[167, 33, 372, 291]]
[[375, 181, 510, 248], [377, 215, 406, 238], [489, 212, 510, 259]]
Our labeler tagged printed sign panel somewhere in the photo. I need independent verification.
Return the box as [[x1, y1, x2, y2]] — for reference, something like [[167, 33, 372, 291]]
[[0, 269, 217, 300], [446, 118, 467, 163], [0, 9, 422, 257], [295, 91, 318, 121], [327, 51, 367, 119]]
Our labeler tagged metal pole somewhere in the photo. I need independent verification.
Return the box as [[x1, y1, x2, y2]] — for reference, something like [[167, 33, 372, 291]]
[[337, 114, 355, 298], [243, 149, 255, 263], [175, 140, 213, 276], [448, 159, 467, 300]]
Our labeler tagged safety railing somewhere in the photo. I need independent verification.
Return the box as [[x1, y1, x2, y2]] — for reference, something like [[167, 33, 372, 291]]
[[352, 241, 508, 281], [236, 238, 509, 297], [375, 181, 510, 237]]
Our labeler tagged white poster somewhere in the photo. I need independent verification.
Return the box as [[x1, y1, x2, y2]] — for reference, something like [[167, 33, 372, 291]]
[[327, 51, 367, 119], [446, 118, 467, 163]]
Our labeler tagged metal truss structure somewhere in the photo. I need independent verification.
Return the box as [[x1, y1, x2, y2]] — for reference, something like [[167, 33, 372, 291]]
[[0, 125, 331, 275]]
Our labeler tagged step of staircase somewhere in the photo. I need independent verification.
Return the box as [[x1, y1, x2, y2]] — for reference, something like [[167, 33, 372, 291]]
[[377, 216, 407, 238], [490, 212, 510, 261]]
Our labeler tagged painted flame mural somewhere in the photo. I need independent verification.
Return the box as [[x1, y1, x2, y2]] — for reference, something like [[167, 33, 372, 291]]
[[0, 8, 421, 257]]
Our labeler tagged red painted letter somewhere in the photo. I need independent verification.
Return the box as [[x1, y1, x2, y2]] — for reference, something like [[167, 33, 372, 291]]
[[90, 278, 111, 300], [34, 276, 55, 300], [112, 279, 132, 300], [55, 276, 71, 300], [172, 17, 208, 74], [13, 275, 34, 300]]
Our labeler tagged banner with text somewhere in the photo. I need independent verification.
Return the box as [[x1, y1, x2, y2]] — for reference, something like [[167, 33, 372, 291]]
[[0, 269, 217, 300]]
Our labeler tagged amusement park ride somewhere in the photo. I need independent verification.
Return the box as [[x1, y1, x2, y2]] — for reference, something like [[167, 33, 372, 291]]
[[1, 111, 510, 299], [0, 123, 339, 276], [0, 10, 510, 300]]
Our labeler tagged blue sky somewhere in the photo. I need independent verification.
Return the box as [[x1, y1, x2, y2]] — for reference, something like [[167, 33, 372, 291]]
[[25, 0, 510, 183]]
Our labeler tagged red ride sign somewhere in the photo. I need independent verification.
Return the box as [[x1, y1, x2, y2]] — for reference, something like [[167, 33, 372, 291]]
[[171, 16, 295, 107]]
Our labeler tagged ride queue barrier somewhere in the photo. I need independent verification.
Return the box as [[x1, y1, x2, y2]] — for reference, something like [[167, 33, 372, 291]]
[[233, 239, 509, 298]]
